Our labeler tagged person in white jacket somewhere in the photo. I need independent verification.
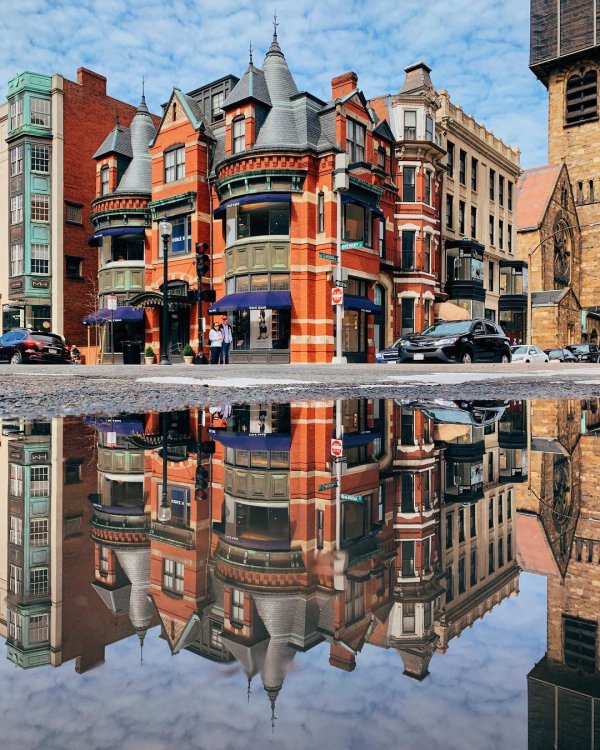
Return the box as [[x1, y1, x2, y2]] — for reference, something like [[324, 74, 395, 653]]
[[208, 323, 223, 364]]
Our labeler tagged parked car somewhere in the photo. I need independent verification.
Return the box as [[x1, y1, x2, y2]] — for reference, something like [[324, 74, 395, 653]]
[[0, 329, 71, 365], [544, 348, 577, 363], [399, 398, 507, 428], [395, 319, 512, 364], [510, 345, 549, 364], [565, 343, 600, 363], [375, 336, 405, 363]]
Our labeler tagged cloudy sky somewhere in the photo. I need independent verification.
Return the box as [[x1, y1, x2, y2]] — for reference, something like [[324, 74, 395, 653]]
[[6, 0, 547, 168]]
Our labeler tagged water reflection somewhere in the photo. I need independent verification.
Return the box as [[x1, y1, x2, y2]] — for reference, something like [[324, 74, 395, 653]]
[[1, 398, 599, 747]]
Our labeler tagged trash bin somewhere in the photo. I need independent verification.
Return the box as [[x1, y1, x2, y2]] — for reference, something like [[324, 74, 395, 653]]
[[121, 340, 142, 365]]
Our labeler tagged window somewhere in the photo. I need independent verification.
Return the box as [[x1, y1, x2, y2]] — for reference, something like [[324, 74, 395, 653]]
[[164, 146, 185, 182], [446, 194, 454, 228], [64, 515, 82, 537], [100, 165, 109, 195], [459, 507, 465, 542], [378, 218, 385, 256], [378, 147, 386, 170], [401, 297, 414, 334], [170, 215, 192, 254], [489, 214, 494, 245], [211, 91, 224, 120], [30, 568, 49, 595], [401, 541, 415, 578], [498, 538, 504, 567], [10, 464, 23, 497], [508, 224, 513, 253], [498, 494, 504, 524], [403, 110, 417, 140], [11, 194, 23, 224], [31, 244, 50, 274], [31, 97, 51, 126], [423, 535, 432, 573], [401, 473, 414, 512], [233, 118, 245, 153], [471, 157, 478, 190], [401, 230, 415, 269], [447, 141, 455, 176], [499, 175, 504, 206], [507, 532, 512, 561], [402, 602, 416, 633], [65, 256, 83, 278], [424, 233, 431, 272], [470, 206, 477, 238], [566, 69, 598, 125], [488, 542, 495, 574], [31, 145, 49, 173], [400, 407, 414, 445], [446, 513, 453, 549], [470, 503, 476, 537], [163, 559, 184, 595], [9, 516, 22, 546], [459, 200, 465, 234], [30, 466, 49, 496], [30, 613, 49, 643], [346, 118, 366, 162], [459, 149, 466, 185], [424, 298, 431, 327], [31, 194, 49, 222], [488, 498, 494, 528], [317, 192, 325, 233], [345, 579, 365, 622], [499, 219, 504, 249], [10, 244, 24, 277], [507, 490, 512, 519], [424, 170, 432, 205], [66, 202, 83, 224], [9, 565, 22, 594], [30, 519, 49, 546], [402, 167, 416, 202], [10, 145, 23, 176], [238, 201, 290, 239], [458, 557, 465, 594], [317, 509, 324, 549], [446, 564, 454, 602], [425, 114, 434, 141], [488, 261, 494, 292], [10, 97, 23, 129], [470, 549, 477, 586], [343, 203, 371, 246], [8, 610, 23, 641], [489, 169, 495, 200], [508, 182, 513, 210]]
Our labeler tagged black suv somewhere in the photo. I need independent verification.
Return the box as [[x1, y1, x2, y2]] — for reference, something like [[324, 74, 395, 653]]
[[0, 329, 71, 365], [565, 344, 600, 363], [397, 319, 512, 364]]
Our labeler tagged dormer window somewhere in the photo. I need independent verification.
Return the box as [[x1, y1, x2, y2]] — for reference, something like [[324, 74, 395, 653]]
[[404, 110, 417, 140], [100, 165, 109, 196], [211, 92, 224, 121], [346, 119, 365, 162], [164, 146, 185, 183], [233, 117, 245, 153], [566, 69, 598, 126], [378, 148, 386, 170]]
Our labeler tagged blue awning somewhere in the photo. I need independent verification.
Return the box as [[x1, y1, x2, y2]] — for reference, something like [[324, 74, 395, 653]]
[[88, 226, 146, 246], [209, 430, 291, 451], [84, 418, 145, 435], [208, 290, 292, 313], [343, 295, 382, 315], [341, 193, 384, 218], [342, 428, 382, 448], [83, 306, 145, 325], [214, 192, 291, 217]]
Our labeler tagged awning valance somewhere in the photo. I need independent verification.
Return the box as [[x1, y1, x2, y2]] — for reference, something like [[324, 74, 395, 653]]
[[208, 290, 292, 313], [213, 192, 291, 217], [342, 428, 382, 448], [88, 226, 145, 246], [341, 193, 384, 218], [343, 295, 382, 315], [209, 430, 291, 451], [129, 292, 191, 309], [84, 418, 145, 435], [83, 306, 144, 325]]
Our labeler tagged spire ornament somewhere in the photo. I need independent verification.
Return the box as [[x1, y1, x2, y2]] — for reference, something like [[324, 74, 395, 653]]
[[249, 41, 253, 66]]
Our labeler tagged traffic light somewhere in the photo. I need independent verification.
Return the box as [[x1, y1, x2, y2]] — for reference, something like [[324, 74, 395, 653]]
[[195, 243, 210, 277], [195, 464, 209, 500], [201, 289, 216, 303]]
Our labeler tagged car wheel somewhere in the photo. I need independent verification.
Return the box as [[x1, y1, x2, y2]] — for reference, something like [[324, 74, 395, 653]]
[[500, 352, 510, 364], [525, 359, 530, 363], [460, 349, 473, 364], [10, 350, 22, 365]]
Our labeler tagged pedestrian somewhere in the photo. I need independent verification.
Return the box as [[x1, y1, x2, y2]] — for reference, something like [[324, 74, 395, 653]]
[[220, 315, 233, 364], [208, 322, 223, 364], [70, 345, 81, 364]]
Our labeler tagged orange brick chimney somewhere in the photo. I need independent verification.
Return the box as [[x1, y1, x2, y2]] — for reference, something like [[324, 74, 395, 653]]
[[77, 67, 107, 95], [331, 72, 358, 100]]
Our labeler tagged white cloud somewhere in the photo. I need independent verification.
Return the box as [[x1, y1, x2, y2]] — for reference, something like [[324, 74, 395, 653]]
[[3, 0, 547, 167]]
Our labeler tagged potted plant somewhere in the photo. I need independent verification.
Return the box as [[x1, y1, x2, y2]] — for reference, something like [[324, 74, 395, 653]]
[[182, 343, 194, 365], [144, 346, 155, 365]]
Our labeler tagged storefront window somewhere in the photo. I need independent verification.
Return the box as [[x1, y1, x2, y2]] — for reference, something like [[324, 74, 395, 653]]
[[237, 202, 290, 239], [228, 273, 290, 293], [343, 203, 372, 246], [447, 249, 484, 283], [343, 310, 366, 353], [232, 309, 290, 351]]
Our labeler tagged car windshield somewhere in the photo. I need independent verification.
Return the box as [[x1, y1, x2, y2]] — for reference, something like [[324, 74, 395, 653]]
[[32, 334, 63, 345], [420, 321, 471, 337], [512, 346, 527, 354], [567, 345, 587, 353]]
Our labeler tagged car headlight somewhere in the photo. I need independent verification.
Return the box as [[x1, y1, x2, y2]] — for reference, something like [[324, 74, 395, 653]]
[[435, 337, 459, 347]]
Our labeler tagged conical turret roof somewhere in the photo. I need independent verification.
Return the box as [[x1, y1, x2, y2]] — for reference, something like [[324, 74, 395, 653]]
[[116, 96, 156, 194]]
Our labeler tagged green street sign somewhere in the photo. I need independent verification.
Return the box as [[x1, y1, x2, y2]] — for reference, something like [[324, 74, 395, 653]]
[[318, 481, 338, 491], [341, 241, 364, 250], [340, 493, 365, 502], [319, 252, 338, 261]]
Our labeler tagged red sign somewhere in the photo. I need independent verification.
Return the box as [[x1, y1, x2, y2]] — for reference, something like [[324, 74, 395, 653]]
[[331, 286, 344, 305], [331, 438, 343, 457]]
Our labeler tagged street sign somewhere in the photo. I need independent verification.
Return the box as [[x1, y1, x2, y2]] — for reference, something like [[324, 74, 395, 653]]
[[318, 481, 338, 491], [341, 241, 364, 250], [319, 252, 338, 262], [340, 493, 365, 502], [330, 438, 343, 458], [334, 279, 347, 287], [331, 286, 344, 305], [106, 296, 118, 311]]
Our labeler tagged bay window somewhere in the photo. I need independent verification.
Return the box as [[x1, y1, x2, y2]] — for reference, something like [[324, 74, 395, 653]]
[[343, 203, 371, 246], [404, 110, 417, 140], [237, 201, 290, 238], [100, 165, 109, 196], [31, 244, 50, 274], [233, 117, 245, 153], [401, 230, 415, 270], [402, 167, 416, 202], [30, 97, 51, 127], [346, 118, 365, 162]]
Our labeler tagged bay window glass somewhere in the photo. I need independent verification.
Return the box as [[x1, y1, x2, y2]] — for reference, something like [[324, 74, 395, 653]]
[[30, 97, 51, 127], [233, 118, 245, 153], [100, 166, 109, 196], [424, 233, 431, 272], [343, 203, 371, 245], [403, 167, 416, 202], [346, 118, 365, 162], [237, 202, 290, 238], [404, 110, 417, 140], [31, 194, 49, 222], [401, 231, 415, 270], [10, 145, 23, 176], [11, 194, 23, 225], [31, 145, 49, 173], [31, 244, 50, 274], [10, 244, 24, 277], [425, 114, 434, 141], [425, 170, 432, 205], [9, 97, 23, 130], [401, 298, 414, 333]]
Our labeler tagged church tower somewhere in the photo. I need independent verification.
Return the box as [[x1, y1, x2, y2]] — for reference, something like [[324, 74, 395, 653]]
[[530, 0, 600, 310]]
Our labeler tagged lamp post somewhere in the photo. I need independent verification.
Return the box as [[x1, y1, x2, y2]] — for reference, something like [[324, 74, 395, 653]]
[[157, 412, 172, 523], [332, 153, 349, 364], [196, 243, 209, 363], [159, 220, 173, 365]]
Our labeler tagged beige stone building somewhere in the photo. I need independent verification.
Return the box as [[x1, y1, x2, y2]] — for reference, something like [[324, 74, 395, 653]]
[[437, 91, 522, 335]]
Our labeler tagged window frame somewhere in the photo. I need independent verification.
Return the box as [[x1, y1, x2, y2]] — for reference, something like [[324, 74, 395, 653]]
[[402, 167, 416, 202], [403, 110, 417, 140], [164, 145, 185, 183], [346, 118, 366, 162], [100, 165, 109, 196], [31, 244, 50, 275], [232, 117, 245, 154], [31, 144, 50, 173], [10, 194, 23, 225], [10, 145, 23, 176], [10, 244, 24, 277], [31, 194, 50, 222], [30, 97, 51, 127]]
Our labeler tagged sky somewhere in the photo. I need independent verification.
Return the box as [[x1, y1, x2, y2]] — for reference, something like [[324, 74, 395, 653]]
[[4, 0, 548, 168]]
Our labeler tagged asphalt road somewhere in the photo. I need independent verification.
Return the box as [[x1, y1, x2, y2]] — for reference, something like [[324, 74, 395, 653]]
[[1, 361, 600, 419]]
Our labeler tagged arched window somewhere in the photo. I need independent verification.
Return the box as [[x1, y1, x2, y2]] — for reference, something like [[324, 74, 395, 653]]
[[553, 218, 572, 287], [232, 117, 245, 153], [566, 68, 598, 125], [100, 165, 109, 196]]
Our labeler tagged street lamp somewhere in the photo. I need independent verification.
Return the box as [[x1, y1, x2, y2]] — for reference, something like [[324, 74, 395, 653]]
[[158, 411, 172, 523], [332, 153, 349, 364], [159, 220, 173, 365]]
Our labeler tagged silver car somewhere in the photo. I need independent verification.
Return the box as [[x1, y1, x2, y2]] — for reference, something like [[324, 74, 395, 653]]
[[510, 345, 549, 364]]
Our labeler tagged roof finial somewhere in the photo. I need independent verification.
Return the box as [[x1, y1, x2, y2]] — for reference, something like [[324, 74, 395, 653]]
[[249, 40, 253, 65], [247, 676, 252, 703], [273, 11, 279, 39], [141, 76, 146, 104]]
